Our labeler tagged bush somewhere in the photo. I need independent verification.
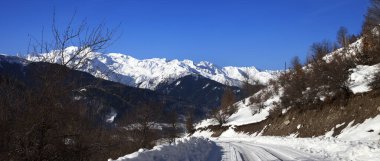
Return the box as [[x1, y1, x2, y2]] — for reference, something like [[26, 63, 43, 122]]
[[279, 41, 355, 110], [358, 0, 380, 65]]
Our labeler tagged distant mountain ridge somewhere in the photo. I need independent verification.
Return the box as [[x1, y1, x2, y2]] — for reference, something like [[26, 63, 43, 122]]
[[0, 54, 244, 121], [27, 46, 277, 90]]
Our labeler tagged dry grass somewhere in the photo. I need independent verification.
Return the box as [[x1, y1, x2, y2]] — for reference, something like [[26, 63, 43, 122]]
[[234, 90, 380, 137]]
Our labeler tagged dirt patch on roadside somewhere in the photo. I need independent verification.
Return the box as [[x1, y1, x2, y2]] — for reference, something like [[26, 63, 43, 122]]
[[197, 125, 229, 137]]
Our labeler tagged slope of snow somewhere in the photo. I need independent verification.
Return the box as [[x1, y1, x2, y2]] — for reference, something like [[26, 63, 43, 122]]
[[195, 118, 219, 129], [195, 85, 282, 128], [110, 137, 218, 161], [338, 115, 380, 141], [349, 64, 379, 94], [226, 93, 280, 126], [324, 38, 362, 62], [192, 130, 214, 138], [27, 47, 277, 89]]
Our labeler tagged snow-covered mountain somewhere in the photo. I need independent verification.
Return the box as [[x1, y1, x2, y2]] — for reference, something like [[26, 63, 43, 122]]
[[27, 46, 277, 89]]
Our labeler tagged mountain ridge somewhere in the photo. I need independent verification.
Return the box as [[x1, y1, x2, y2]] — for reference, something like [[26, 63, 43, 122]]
[[26, 46, 278, 90]]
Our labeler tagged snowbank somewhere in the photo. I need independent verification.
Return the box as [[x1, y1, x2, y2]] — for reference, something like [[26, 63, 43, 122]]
[[110, 137, 217, 161]]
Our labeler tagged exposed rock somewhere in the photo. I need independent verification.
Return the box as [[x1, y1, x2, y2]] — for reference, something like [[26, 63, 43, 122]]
[[283, 120, 290, 125]]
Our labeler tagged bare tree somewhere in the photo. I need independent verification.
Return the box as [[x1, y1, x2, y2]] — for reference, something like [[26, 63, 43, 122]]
[[0, 11, 125, 161], [28, 12, 116, 70], [185, 111, 195, 134], [241, 80, 265, 98], [167, 110, 179, 144], [121, 102, 163, 149], [337, 26, 349, 49], [308, 40, 333, 65], [220, 88, 237, 115], [212, 88, 237, 125], [212, 107, 229, 126]]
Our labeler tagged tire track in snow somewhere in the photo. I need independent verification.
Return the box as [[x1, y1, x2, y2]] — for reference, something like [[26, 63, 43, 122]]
[[215, 140, 322, 161]]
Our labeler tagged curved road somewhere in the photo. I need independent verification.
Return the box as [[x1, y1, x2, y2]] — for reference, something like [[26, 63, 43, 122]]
[[215, 140, 321, 161]]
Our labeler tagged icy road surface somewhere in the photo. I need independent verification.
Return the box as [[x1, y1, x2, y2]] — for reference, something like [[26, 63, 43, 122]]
[[216, 140, 320, 161]]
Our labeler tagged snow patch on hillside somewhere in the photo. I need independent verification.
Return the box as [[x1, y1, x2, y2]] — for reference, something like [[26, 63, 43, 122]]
[[226, 93, 280, 126], [194, 85, 282, 127], [338, 115, 380, 141], [192, 130, 214, 138], [349, 64, 379, 94], [195, 119, 219, 129]]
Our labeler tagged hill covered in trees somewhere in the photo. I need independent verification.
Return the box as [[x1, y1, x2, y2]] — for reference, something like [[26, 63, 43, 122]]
[[194, 0, 380, 141]]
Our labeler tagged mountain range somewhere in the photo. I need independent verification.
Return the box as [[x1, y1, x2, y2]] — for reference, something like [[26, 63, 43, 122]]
[[0, 54, 244, 122], [27, 46, 277, 90]]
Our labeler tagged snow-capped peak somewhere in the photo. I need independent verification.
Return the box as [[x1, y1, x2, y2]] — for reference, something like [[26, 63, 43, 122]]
[[27, 47, 278, 89]]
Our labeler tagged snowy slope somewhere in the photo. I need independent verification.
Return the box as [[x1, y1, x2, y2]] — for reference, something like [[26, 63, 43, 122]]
[[199, 63, 380, 128], [196, 84, 282, 128], [193, 39, 380, 140], [337, 115, 380, 141], [27, 47, 277, 89], [349, 64, 379, 94]]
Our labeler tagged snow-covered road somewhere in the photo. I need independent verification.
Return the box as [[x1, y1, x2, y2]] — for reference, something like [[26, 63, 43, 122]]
[[216, 140, 320, 161], [111, 136, 380, 161]]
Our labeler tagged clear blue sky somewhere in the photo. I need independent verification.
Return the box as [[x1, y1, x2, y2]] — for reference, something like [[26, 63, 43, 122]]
[[0, 0, 370, 70]]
